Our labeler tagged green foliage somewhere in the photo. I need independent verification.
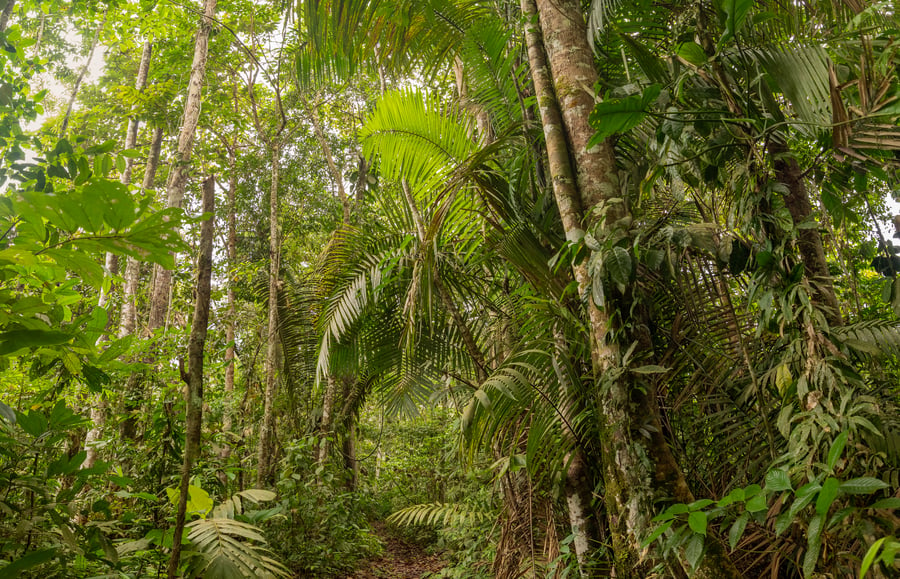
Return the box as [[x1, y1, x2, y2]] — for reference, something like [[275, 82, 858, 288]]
[[268, 438, 382, 575]]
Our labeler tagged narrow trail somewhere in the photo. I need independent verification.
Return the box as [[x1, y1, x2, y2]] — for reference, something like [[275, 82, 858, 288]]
[[348, 523, 446, 579]]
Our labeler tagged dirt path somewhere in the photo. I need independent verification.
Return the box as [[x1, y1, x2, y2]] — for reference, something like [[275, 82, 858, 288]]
[[347, 523, 446, 579]]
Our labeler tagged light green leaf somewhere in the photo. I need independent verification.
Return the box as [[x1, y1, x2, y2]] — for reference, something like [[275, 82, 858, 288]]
[[688, 511, 707, 536]]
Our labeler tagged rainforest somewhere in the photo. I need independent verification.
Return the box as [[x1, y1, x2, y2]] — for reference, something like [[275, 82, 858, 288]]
[[0, 0, 898, 577]]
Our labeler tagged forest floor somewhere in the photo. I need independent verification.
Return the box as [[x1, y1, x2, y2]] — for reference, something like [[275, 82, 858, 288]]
[[347, 523, 446, 578]]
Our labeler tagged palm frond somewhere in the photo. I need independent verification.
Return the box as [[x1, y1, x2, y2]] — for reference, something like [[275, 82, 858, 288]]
[[387, 501, 492, 528]]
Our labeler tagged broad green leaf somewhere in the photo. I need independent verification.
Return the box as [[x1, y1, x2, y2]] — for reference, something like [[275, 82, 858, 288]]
[[745, 493, 767, 513], [0, 329, 72, 356], [0, 548, 56, 576], [765, 468, 792, 492], [676, 42, 707, 66], [606, 246, 632, 286], [688, 511, 707, 536], [840, 477, 889, 495], [868, 497, 900, 510], [685, 533, 704, 569], [588, 84, 662, 144], [718, 0, 753, 48]]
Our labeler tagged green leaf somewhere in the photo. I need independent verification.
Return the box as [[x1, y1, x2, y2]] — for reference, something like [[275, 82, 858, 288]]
[[816, 477, 840, 516], [588, 84, 662, 143], [688, 511, 707, 536], [745, 493, 767, 513], [606, 246, 632, 286], [840, 477, 889, 495], [827, 431, 848, 470], [0, 329, 72, 356], [631, 364, 669, 375], [765, 468, 792, 492], [868, 498, 900, 510], [685, 533, 704, 569], [729, 513, 749, 550], [718, 0, 753, 48], [0, 548, 57, 576], [676, 42, 707, 66], [860, 538, 886, 579], [640, 519, 673, 548]]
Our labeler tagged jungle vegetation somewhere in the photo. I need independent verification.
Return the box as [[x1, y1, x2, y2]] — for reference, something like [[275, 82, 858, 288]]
[[0, 0, 898, 577]]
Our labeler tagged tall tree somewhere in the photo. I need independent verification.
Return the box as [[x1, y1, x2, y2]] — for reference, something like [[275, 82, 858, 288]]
[[166, 175, 215, 578], [147, 0, 217, 331]]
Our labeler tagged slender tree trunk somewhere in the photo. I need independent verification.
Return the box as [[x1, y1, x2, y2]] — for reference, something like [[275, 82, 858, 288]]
[[33, 11, 45, 57], [166, 176, 215, 579], [520, 3, 602, 571], [257, 144, 282, 487], [220, 143, 237, 465], [318, 374, 336, 464], [148, 0, 217, 331], [305, 96, 351, 224], [60, 13, 106, 137], [86, 41, 155, 464], [118, 125, 165, 441], [96, 41, 153, 314], [0, 0, 15, 32], [142, 126, 164, 191], [523, 1, 741, 576]]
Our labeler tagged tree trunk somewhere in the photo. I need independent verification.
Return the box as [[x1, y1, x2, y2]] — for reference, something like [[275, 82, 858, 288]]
[[770, 138, 843, 326], [142, 126, 165, 191], [0, 0, 15, 32], [96, 41, 152, 316], [305, 96, 351, 224], [524, 1, 741, 576], [257, 143, 282, 487], [166, 176, 215, 579], [220, 142, 238, 465], [520, 2, 603, 571], [148, 0, 217, 331], [86, 40, 155, 464], [318, 374, 336, 464], [60, 13, 106, 137]]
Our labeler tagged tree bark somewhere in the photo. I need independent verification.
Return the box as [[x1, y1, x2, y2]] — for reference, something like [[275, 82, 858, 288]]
[[60, 13, 106, 137], [305, 96, 351, 224], [148, 0, 217, 331], [257, 143, 282, 487], [523, 1, 741, 576], [0, 0, 15, 32], [166, 176, 215, 579], [220, 140, 238, 465], [770, 139, 843, 326]]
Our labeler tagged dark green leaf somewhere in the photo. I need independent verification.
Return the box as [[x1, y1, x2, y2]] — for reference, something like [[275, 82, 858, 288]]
[[840, 477, 889, 495]]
